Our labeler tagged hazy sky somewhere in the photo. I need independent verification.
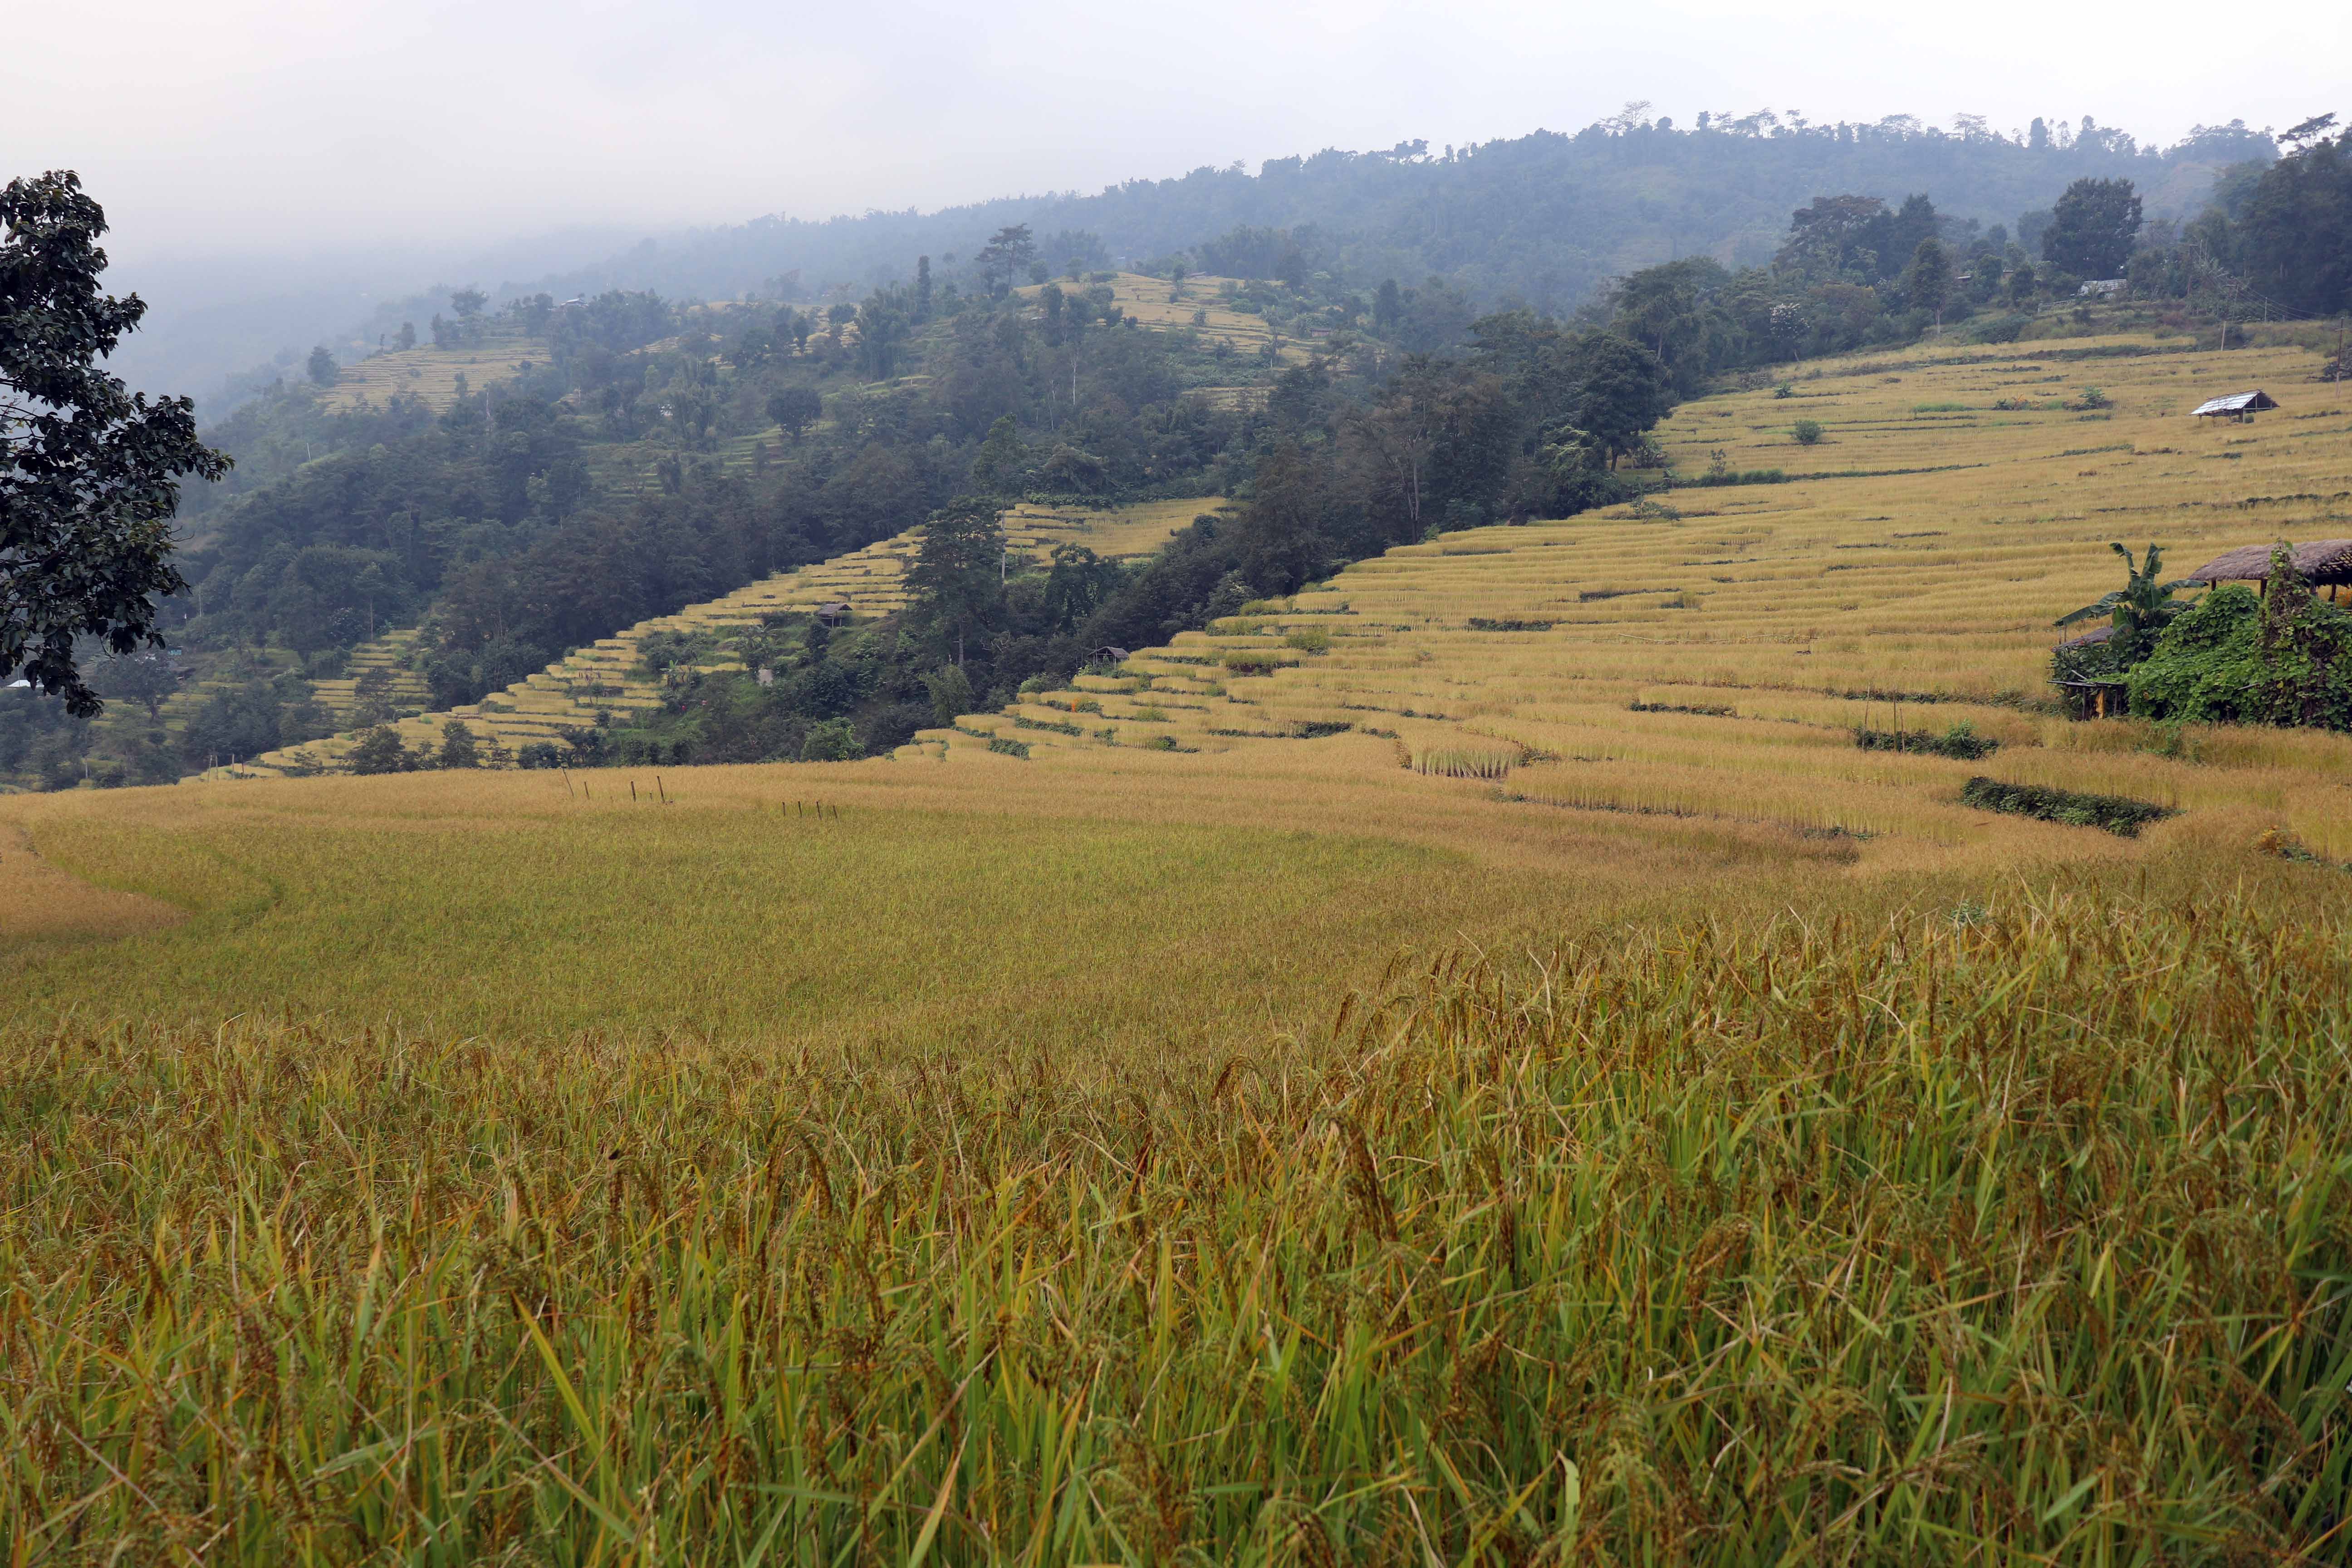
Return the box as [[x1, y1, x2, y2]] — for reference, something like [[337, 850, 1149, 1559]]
[[12, 0, 2345, 265]]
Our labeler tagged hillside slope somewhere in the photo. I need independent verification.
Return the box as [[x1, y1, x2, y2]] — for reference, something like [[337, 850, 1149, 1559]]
[[930, 334, 2352, 861], [226, 499, 1209, 775]]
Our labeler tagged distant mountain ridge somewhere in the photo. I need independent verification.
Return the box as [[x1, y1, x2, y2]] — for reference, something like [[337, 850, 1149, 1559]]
[[157, 111, 2273, 414], [441, 114, 2270, 319]]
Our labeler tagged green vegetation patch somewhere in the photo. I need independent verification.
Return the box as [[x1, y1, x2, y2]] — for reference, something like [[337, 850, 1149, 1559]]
[[1854, 722, 1999, 759], [1960, 775, 2173, 836], [1629, 700, 1735, 717]]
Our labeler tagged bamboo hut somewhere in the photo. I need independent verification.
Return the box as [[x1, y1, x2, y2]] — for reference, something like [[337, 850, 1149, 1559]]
[[2050, 625, 2126, 718], [2182, 539, 2352, 600]]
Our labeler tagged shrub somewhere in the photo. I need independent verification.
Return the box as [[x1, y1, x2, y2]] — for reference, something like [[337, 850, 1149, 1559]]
[[1792, 419, 1825, 446], [1284, 628, 1333, 654], [2129, 565, 2352, 730], [799, 719, 861, 761], [1853, 721, 1999, 760], [437, 721, 480, 769], [345, 725, 416, 775], [1629, 700, 1735, 716]]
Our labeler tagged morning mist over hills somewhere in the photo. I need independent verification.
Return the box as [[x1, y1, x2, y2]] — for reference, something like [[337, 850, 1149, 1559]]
[[112, 109, 2276, 414]]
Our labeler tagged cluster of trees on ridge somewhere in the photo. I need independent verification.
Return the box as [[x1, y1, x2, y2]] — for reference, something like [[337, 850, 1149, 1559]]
[[326, 108, 2270, 367]]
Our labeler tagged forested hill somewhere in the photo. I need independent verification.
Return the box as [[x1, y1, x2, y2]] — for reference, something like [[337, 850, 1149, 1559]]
[[392, 113, 2271, 328]]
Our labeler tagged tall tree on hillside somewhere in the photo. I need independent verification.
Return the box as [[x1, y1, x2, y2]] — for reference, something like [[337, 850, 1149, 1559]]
[[1342, 357, 1519, 539], [1887, 194, 1940, 275], [1776, 195, 1888, 279], [2043, 177, 2141, 279], [1568, 335, 1676, 469], [978, 225, 1037, 299], [766, 386, 823, 442], [909, 496, 1004, 666], [854, 293, 910, 378], [1, 171, 228, 714], [967, 416, 1028, 494], [2233, 127, 2352, 315], [307, 345, 337, 385], [1610, 259, 1732, 392], [1903, 238, 1954, 326]]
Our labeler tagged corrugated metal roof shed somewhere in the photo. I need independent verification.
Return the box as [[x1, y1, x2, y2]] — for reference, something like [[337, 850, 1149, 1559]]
[[2191, 390, 2279, 417]]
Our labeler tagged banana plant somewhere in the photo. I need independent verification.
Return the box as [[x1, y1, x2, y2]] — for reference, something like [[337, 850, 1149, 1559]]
[[2055, 542, 2193, 664]]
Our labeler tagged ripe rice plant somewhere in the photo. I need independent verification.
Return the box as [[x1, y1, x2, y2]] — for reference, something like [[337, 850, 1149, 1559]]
[[1410, 745, 1517, 779], [5, 877, 2350, 1562]]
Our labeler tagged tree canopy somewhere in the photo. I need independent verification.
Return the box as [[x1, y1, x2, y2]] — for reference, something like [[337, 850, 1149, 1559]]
[[2042, 177, 2142, 279], [1, 171, 227, 715]]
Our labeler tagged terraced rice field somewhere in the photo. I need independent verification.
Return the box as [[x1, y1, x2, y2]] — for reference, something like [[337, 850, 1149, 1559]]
[[1020, 270, 1308, 382], [927, 334, 2352, 862], [226, 331, 2352, 876], [15, 334, 2352, 1566], [316, 324, 550, 413], [229, 499, 1213, 774], [305, 627, 433, 720]]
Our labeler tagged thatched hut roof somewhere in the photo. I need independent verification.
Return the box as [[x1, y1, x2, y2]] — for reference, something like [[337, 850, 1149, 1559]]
[[2053, 625, 2115, 651], [2182, 539, 2352, 586]]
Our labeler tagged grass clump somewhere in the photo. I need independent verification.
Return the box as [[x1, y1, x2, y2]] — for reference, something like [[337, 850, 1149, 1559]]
[[6, 882, 2352, 1561], [1466, 616, 1556, 632], [1854, 720, 1999, 759], [1961, 774, 2173, 835]]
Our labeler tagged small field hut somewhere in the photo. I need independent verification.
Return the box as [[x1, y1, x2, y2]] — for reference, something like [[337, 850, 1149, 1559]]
[[2191, 390, 2278, 422], [814, 600, 853, 626], [2049, 625, 2126, 718], [2183, 539, 2352, 600]]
